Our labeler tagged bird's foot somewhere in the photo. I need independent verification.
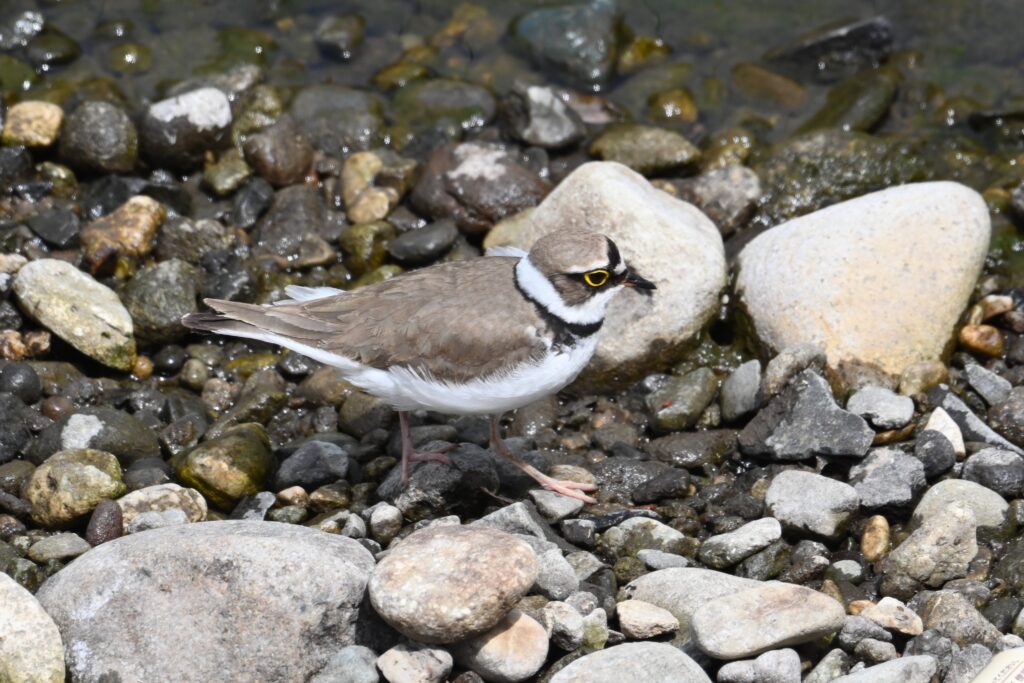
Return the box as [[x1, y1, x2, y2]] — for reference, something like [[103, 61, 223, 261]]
[[534, 473, 598, 504], [406, 444, 455, 465]]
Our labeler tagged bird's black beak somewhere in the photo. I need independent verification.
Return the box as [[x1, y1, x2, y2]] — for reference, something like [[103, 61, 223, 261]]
[[624, 272, 656, 290]]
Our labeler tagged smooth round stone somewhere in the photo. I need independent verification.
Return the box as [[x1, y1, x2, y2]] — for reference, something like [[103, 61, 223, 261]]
[[690, 583, 846, 659], [736, 182, 990, 379], [912, 479, 1008, 529], [452, 609, 549, 683], [140, 87, 232, 170], [31, 406, 160, 467], [0, 573, 65, 683], [698, 517, 782, 569], [377, 643, 452, 683], [765, 470, 859, 541], [27, 532, 91, 562], [116, 483, 207, 529], [616, 599, 679, 639], [589, 124, 700, 176], [0, 362, 41, 403], [369, 525, 538, 644], [718, 649, 802, 683], [172, 423, 273, 511], [59, 101, 138, 173], [24, 449, 126, 527], [485, 162, 726, 389], [962, 448, 1024, 499], [36, 521, 374, 682], [123, 259, 199, 345], [13, 259, 136, 371], [550, 642, 711, 683]]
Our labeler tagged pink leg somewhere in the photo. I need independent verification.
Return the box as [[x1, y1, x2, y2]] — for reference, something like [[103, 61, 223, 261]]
[[488, 415, 598, 504], [400, 411, 454, 484]]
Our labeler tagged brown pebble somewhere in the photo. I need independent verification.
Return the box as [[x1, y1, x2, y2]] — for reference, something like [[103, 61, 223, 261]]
[[86, 499, 124, 546], [872, 422, 915, 446], [899, 360, 948, 396], [23, 330, 50, 356], [41, 395, 74, 420], [848, 599, 874, 616], [0, 513, 26, 540], [0, 330, 26, 360], [861, 514, 891, 562], [276, 485, 309, 507], [979, 294, 1014, 321], [959, 324, 1004, 357], [132, 355, 154, 380], [819, 578, 844, 606]]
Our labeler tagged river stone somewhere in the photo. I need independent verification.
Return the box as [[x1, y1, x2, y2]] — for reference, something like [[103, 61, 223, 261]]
[[172, 423, 273, 511], [832, 655, 937, 683], [451, 609, 549, 683], [881, 502, 978, 600], [0, 573, 65, 683], [717, 649, 801, 683], [503, 83, 585, 149], [123, 258, 199, 344], [369, 525, 538, 644], [36, 521, 375, 682], [846, 385, 914, 429], [912, 479, 1008, 530], [616, 599, 679, 639], [511, 0, 620, 88], [24, 448, 126, 527], [698, 517, 782, 568], [116, 483, 207, 528], [59, 100, 138, 173], [589, 124, 700, 176], [736, 182, 989, 380], [690, 583, 845, 659], [485, 161, 726, 389], [848, 448, 926, 511], [13, 259, 135, 371], [962, 448, 1024, 499], [765, 469, 859, 540], [621, 567, 760, 634], [27, 532, 91, 562], [1, 100, 62, 147], [377, 643, 451, 683], [549, 642, 711, 683], [30, 406, 160, 466], [141, 87, 232, 170]]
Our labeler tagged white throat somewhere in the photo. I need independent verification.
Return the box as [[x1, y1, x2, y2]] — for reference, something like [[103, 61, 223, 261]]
[[515, 255, 619, 325]]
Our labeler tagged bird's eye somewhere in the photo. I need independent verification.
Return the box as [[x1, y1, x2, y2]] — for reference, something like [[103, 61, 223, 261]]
[[584, 269, 610, 287]]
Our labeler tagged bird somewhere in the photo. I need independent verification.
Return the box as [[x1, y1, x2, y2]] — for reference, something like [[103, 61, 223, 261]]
[[182, 229, 655, 502]]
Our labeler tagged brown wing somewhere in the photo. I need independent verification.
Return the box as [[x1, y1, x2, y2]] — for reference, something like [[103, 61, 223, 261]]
[[194, 258, 550, 384]]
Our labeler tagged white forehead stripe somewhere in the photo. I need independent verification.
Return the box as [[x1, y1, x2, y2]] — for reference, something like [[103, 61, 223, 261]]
[[515, 256, 620, 325]]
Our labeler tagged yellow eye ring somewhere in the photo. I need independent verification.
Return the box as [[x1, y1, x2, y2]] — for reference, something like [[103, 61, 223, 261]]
[[584, 269, 610, 287]]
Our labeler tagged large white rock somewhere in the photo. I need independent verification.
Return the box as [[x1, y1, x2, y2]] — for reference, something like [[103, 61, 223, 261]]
[[550, 642, 711, 683], [0, 573, 65, 683], [35, 521, 375, 682], [736, 182, 990, 378], [485, 161, 727, 388]]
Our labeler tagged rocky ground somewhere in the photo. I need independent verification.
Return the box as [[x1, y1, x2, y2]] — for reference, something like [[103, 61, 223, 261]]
[[4, 1, 1024, 682]]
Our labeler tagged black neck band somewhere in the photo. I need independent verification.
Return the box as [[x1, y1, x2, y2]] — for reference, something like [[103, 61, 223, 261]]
[[513, 273, 603, 348]]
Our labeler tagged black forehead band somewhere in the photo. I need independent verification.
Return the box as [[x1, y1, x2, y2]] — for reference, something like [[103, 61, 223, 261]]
[[605, 238, 622, 270]]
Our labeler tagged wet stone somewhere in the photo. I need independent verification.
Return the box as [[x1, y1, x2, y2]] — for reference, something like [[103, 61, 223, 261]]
[[60, 101, 138, 174], [141, 87, 232, 170], [392, 78, 496, 131], [86, 498, 123, 545], [387, 219, 459, 267], [31, 406, 160, 467], [276, 440, 351, 490], [315, 13, 364, 61], [124, 259, 199, 345], [253, 184, 334, 267], [242, 114, 313, 187], [645, 367, 718, 432], [80, 195, 166, 274], [764, 15, 894, 83], [644, 430, 736, 469], [26, 204, 80, 248], [512, 0, 620, 88], [24, 448, 126, 527], [289, 85, 384, 157], [589, 124, 699, 176], [0, 361, 40, 404], [173, 423, 273, 511], [502, 83, 585, 149], [671, 165, 762, 237]]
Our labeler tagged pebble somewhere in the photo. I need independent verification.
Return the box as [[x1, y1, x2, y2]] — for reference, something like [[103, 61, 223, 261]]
[[697, 517, 781, 568], [615, 599, 679, 640], [485, 161, 726, 389], [737, 182, 989, 378], [930, 386, 1023, 455], [528, 489, 584, 523], [541, 601, 585, 651], [912, 479, 1008, 529], [123, 259, 199, 344], [760, 344, 826, 400], [848, 448, 926, 510], [25, 448, 126, 527], [172, 423, 273, 510], [511, 0, 619, 88], [589, 124, 700, 176], [920, 590, 1002, 648], [861, 597, 923, 636], [368, 503, 404, 546], [27, 531, 91, 561], [86, 498, 123, 545], [2, 100, 62, 147], [804, 649, 852, 683], [717, 648, 802, 683], [388, 220, 459, 267], [622, 568, 760, 633], [721, 359, 761, 422], [740, 370, 873, 459], [315, 13, 364, 60], [503, 83, 585, 149], [116, 483, 207, 528], [452, 609, 549, 683], [925, 406, 967, 456], [860, 514, 891, 561], [0, 572, 65, 683], [377, 643, 452, 683], [962, 448, 1024, 498], [549, 641, 712, 683], [369, 525, 538, 644], [0, 362, 41, 404], [80, 194, 166, 274], [309, 645, 379, 683], [690, 582, 845, 658], [846, 386, 914, 430], [945, 644, 994, 683], [636, 548, 689, 570], [645, 367, 719, 431], [141, 87, 232, 170], [913, 429, 957, 479], [14, 259, 136, 371], [242, 114, 313, 187], [961, 324, 1004, 357], [966, 364, 1013, 405], [669, 165, 763, 236], [37, 521, 375, 682], [765, 470, 860, 540], [59, 101, 138, 173], [882, 501, 978, 600], [276, 440, 351, 490]]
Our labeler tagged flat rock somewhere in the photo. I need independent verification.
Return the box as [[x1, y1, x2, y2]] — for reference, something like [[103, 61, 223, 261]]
[[966, 364, 1012, 406], [621, 567, 760, 634], [721, 359, 762, 422], [846, 385, 914, 429], [848, 448, 926, 510], [691, 582, 845, 659], [485, 161, 726, 389], [451, 609, 549, 683], [616, 599, 679, 640], [832, 655, 937, 683], [765, 470, 859, 540], [27, 532, 91, 562], [369, 525, 538, 644], [739, 370, 873, 460], [698, 517, 782, 568], [736, 182, 989, 379], [912, 479, 1008, 530], [13, 259, 135, 371], [718, 649, 801, 683], [549, 642, 711, 683], [36, 521, 376, 682], [0, 572, 65, 683]]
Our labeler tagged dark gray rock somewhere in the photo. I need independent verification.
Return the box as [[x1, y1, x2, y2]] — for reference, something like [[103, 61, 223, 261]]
[[739, 370, 873, 460], [591, 458, 670, 500], [761, 344, 826, 400], [645, 367, 718, 431], [314, 14, 364, 61], [631, 468, 689, 504], [60, 101, 138, 174], [290, 85, 384, 157], [276, 440, 351, 490], [670, 165, 762, 236], [943, 644, 992, 683], [140, 88, 231, 171], [502, 83, 585, 149], [838, 615, 892, 652], [848, 448, 926, 511], [392, 78, 496, 132], [903, 630, 955, 678], [512, 0, 621, 88], [376, 444, 500, 520], [764, 16, 894, 83], [913, 430, 956, 479], [123, 259, 199, 345], [411, 141, 549, 235], [30, 406, 160, 466], [242, 114, 313, 188], [252, 184, 334, 267], [644, 430, 736, 469], [386, 219, 459, 267], [966, 364, 1012, 406], [0, 394, 31, 465], [26, 205, 80, 248], [962, 448, 1024, 498], [930, 385, 1023, 454], [156, 216, 234, 264], [0, 363, 41, 404], [721, 359, 762, 422]]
